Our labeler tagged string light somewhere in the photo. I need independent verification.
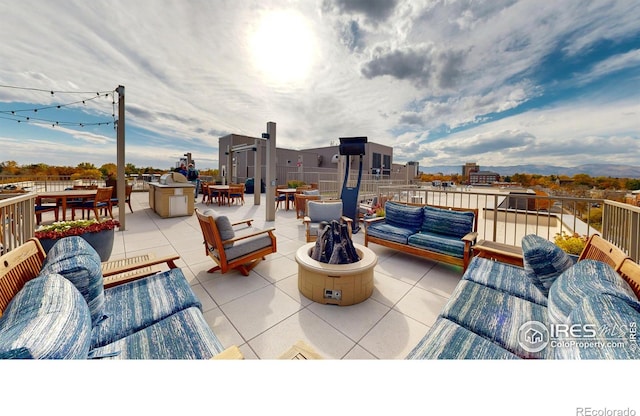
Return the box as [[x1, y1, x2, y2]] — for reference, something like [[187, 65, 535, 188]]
[[0, 84, 116, 128]]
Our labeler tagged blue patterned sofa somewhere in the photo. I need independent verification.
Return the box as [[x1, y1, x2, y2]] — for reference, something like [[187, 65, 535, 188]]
[[407, 234, 640, 359], [0, 237, 240, 359], [364, 202, 478, 272]]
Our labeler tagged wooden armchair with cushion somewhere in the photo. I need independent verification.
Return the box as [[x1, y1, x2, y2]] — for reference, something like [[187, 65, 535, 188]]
[[294, 191, 321, 219], [195, 208, 277, 276], [303, 200, 352, 242]]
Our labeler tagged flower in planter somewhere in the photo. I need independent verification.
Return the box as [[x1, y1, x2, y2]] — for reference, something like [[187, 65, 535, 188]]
[[366, 204, 385, 217], [554, 232, 588, 256], [35, 218, 120, 240]]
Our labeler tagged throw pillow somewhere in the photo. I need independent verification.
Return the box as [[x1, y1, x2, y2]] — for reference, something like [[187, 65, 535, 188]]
[[385, 201, 423, 233], [202, 209, 235, 248], [521, 234, 574, 296], [40, 236, 106, 326], [548, 259, 639, 325], [303, 189, 320, 196], [421, 205, 475, 238], [0, 273, 92, 359]]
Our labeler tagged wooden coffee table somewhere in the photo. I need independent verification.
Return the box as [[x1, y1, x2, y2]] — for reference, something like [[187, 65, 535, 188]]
[[473, 240, 524, 267]]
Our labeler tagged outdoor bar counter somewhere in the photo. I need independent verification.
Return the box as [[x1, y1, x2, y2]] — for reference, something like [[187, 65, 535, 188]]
[[148, 172, 195, 218]]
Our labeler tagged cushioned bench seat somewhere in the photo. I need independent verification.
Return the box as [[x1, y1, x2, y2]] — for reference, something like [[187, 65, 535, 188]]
[[407, 231, 466, 260], [91, 268, 202, 348], [463, 257, 548, 306], [90, 307, 225, 359], [439, 279, 552, 359], [406, 317, 520, 360]]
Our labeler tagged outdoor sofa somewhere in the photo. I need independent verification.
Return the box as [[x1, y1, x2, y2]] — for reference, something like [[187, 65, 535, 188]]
[[407, 234, 640, 359], [0, 237, 240, 359], [364, 201, 478, 272]]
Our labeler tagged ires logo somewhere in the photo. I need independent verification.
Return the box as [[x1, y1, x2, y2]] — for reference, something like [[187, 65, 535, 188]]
[[549, 323, 597, 338], [518, 321, 597, 353]]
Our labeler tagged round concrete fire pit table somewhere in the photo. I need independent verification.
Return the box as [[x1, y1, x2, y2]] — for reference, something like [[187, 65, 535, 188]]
[[296, 242, 377, 306]]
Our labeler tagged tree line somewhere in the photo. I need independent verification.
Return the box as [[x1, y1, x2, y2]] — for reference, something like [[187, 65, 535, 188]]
[[419, 172, 640, 191], [0, 160, 218, 180]]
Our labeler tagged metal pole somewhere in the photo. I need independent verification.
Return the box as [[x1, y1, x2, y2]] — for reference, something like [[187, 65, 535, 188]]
[[254, 138, 261, 205], [265, 122, 276, 221], [116, 85, 126, 231]]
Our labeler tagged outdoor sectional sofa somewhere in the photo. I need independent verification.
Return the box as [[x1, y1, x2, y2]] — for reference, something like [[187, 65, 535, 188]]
[[407, 234, 640, 359], [0, 237, 240, 359], [364, 201, 478, 272]]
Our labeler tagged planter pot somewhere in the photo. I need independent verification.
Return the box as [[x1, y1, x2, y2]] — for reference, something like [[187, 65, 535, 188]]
[[39, 229, 115, 262]]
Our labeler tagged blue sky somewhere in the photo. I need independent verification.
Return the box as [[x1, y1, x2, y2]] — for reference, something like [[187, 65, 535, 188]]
[[0, 0, 639, 171]]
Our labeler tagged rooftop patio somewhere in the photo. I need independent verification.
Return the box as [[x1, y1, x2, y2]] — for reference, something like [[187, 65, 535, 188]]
[[61, 190, 462, 359]]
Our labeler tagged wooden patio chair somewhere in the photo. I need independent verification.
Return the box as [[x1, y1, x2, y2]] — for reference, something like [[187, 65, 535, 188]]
[[109, 183, 133, 213], [71, 186, 114, 220], [229, 184, 245, 205], [195, 208, 277, 276], [294, 193, 321, 219], [303, 199, 352, 242]]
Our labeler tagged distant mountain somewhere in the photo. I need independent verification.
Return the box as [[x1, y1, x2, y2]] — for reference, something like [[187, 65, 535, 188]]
[[420, 164, 640, 178]]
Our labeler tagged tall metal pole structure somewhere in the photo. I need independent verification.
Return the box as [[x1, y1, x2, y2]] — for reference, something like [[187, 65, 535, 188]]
[[116, 85, 126, 231], [265, 121, 276, 221]]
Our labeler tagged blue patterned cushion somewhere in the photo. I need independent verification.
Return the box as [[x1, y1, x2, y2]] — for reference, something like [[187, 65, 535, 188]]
[[90, 268, 202, 348], [41, 236, 105, 326], [384, 202, 423, 233], [0, 274, 91, 359], [463, 257, 548, 306], [548, 259, 639, 325], [521, 234, 574, 296], [555, 294, 640, 359], [421, 205, 475, 238], [407, 232, 465, 258], [406, 317, 520, 359], [89, 307, 225, 359], [440, 280, 551, 358], [366, 222, 416, 245]]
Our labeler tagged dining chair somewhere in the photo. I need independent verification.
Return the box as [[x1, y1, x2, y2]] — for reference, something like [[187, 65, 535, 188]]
[[35, 200, 60, 225], [71, 187, 114, 220], [229, 184, 245, 205], [110, 184, 133, 213]]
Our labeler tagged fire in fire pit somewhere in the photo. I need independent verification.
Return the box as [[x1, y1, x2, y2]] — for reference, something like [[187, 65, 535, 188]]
[[310, 220, 360, 264]]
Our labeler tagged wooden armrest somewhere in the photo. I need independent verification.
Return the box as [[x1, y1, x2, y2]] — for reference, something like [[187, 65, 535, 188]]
[[364, 216, 385, 223], [222, 228, 276, 245], [231, 218, 253, 227], [303, 216, 311, 224], [462, 231, 478, 244], [101, 254, 180, 277], [101, 253, 181, 288], [211, 345, 244, 360], [340, 216, 353, 224]]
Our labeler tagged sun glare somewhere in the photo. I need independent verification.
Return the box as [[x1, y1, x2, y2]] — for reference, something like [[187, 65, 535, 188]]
[[250, 10, 315, 83]]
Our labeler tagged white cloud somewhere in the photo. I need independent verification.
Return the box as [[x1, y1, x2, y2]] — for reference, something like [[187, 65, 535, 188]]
[[0, 0, 638, 170]]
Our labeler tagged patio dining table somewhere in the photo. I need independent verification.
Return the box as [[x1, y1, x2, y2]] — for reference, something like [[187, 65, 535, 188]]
[[208, 185, 230, 206], [277, 188, 297, 211], [36, 189, 97, 221]]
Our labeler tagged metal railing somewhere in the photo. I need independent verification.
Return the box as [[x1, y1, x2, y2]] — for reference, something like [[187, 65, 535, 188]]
[[602, 200, 640, 261], [1, 179, 639, 262]]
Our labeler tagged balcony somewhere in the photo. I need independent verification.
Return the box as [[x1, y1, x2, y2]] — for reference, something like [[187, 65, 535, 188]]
[[2, 184, 639, 359]]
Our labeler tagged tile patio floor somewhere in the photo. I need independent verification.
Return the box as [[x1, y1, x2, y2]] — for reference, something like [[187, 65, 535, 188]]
[[45, 190, 464, 359]]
